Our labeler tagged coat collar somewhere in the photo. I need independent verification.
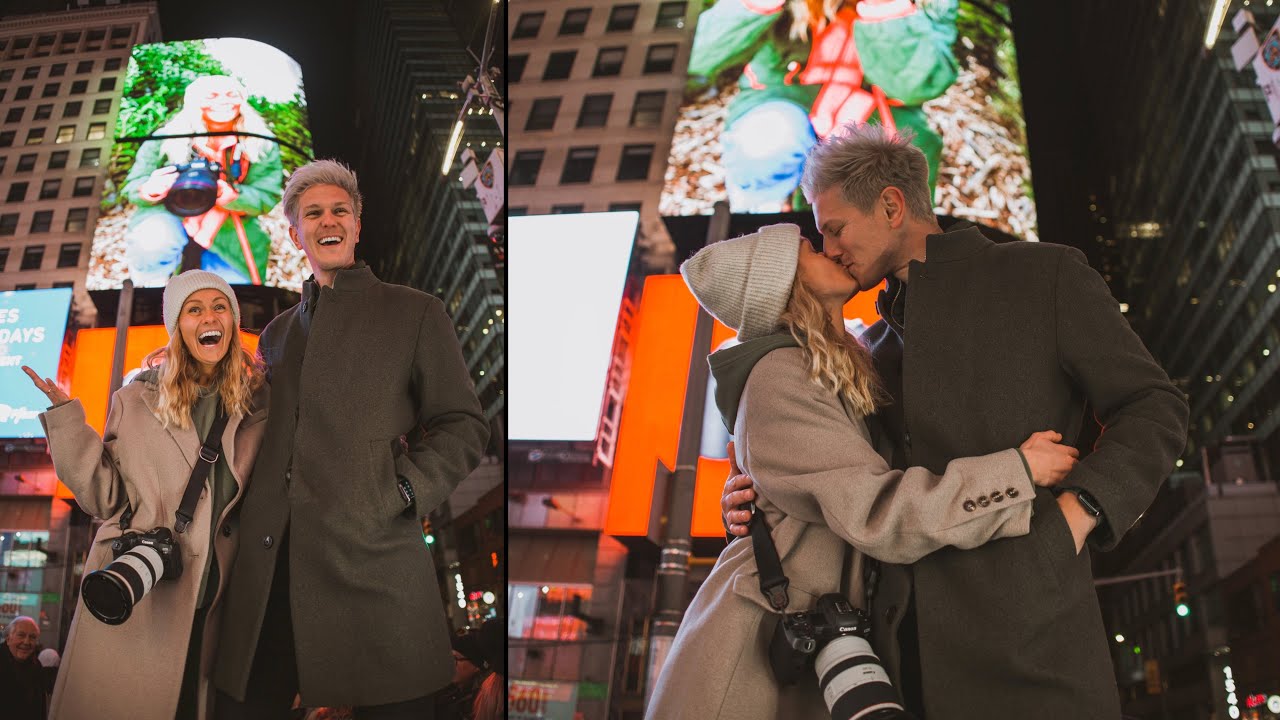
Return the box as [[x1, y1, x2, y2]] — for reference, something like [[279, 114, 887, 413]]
[[306, 261, 379, 294], [137, 377, 244, 477], [924, 222, 993, 264]]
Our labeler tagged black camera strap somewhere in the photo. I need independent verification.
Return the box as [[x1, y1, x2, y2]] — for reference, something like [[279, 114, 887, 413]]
[[748, 504, 791, 611], [749, 503, 859, 613], [174, 408, 229, 534]]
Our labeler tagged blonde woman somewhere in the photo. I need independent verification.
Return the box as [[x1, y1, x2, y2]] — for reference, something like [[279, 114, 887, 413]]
[[22, 270, 268, 720], [122, 74, 284, 287], [644, 224, 1079, 719]]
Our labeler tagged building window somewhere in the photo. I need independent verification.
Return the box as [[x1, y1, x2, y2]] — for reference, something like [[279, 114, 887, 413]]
[[70, 80, 87, 95], [93, 98, 111, 115], [49, 63, 66, 77], [0, 69, 12, 82], [509, 583, 594, 640], [631, 91, 666, 128], [608, 4, 640, 32], [0, 215, 17, 236], [98, 77, 116, 93], [47, 151, 68, 170], [55, 125, 75, 144], [513, 12, 545, 39], [30, 211, 53, 233], [79, 148, 101, 168], [617, 144, 655, 181], [52, 281, 73, 289], [57, 242, 81, 267], [510, 150, 545, 186], [655, 1, 688, 28], [508, 207, 528, 217], [594, 47, 626, 77], [16, 154, 36, 172], [7, 182, 28, 202], [64, 101, 82, 118], [86, 29, 105, 51], [33, 104, 52, 120], [103, 57, 122, 71], [4, 108, 22, 124], [542, 51, 576, 81], [72, 176, 94, 197], [14, 284, 36, 291], [560, 8, 591, 35], [21, 246, 44, 270], [609, 202, 643, 212], [551, 204, 585, 214], [0, 248, 7, 270], [22, 67, 39, 80], [644, 44, 678, 74], [560, 146, 599, 184], [577, 94, 613, 128], [86, 123, 107, 141], [39, 179, 60, 200], [525, 98, 561, 131], [0, 132, 15, 148], [64, 208, 88, 233], [510, 55, 528, 83], [75, 60, 92, 74], [25, 129, 45, 146], [15, 87, 33, 101], [42, 83, 60, 98]]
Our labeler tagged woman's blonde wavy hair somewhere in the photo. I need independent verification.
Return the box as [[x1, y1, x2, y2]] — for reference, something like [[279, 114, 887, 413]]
[[778, 277, 886, 417], [141, 328, 264, 430]]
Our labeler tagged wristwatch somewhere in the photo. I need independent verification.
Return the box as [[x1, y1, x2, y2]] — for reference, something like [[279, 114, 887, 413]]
[[1061, 486, 1103, 521]]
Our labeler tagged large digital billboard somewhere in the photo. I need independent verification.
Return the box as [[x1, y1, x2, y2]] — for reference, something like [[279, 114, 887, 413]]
[[87, 38, 313, 291], [0, 288, 73, 439], [660, 0, 1037, 241], [509, 212, 638, 442]]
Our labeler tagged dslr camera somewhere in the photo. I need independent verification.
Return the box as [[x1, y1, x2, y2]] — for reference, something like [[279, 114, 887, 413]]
[[769, 593, 911, 720], [163, 158, 223, 217], [81, 527, 184, 625]]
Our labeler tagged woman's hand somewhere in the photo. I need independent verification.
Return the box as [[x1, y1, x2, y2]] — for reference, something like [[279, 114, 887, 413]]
[[21, 366, 70, 406], [138, 167, 178, 203], [215, 179, 240, 207], [1019, 430, 1080, 487]]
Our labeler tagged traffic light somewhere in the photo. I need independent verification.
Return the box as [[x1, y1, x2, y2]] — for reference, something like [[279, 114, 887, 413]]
[[1173, 581, 1190, 617], [422, 518, 436, 546]]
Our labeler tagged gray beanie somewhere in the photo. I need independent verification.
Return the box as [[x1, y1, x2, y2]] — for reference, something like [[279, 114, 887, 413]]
[[162, 270, 240, 336], [679, 223, 801, 341]]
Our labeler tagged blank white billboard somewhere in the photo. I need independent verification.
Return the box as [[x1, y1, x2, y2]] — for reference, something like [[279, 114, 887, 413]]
[[509, 212, 637, 441]]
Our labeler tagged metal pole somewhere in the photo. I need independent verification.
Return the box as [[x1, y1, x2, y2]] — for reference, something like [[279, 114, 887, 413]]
[[1093, 567, 1183, 587], [107, 279, 133, 412], [644, 201, 730, 705]]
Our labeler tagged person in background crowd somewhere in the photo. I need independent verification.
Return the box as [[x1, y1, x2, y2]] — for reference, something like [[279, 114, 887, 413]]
[[0, 616, 49, 720]]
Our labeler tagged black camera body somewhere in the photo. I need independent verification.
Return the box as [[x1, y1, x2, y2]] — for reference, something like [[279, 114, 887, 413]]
[[769, 593, 910, 720], [164, 158, 223, 217], [769, 593, 867, 686], [110, 527, 183, 579]]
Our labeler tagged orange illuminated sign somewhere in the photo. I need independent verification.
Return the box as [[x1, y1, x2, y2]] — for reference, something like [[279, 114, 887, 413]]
[[57, 326, 258, 499], [604, 276, 882, 539]]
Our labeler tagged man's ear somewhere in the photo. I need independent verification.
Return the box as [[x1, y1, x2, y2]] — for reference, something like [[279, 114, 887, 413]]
[[881, 187, 907, 229], [288, 224, 302, 251]]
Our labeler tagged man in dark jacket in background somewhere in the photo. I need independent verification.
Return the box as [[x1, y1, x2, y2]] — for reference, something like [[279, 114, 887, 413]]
[[1, 616, 48, 720], [213, 160, 490, 719], [720, 123, 1189, 719]]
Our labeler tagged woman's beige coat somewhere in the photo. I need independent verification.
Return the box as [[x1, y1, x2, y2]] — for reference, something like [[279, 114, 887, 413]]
[[39, 373, 267, 720], [645, 342, 1036, 719]]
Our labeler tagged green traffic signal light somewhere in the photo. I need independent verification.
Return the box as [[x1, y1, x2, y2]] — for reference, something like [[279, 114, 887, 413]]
[[424, 533, 436, 545], [1176, 603, 1190, 617]]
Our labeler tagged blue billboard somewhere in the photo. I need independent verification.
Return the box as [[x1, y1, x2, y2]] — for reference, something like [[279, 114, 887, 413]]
[[0, 288, 73, 439]]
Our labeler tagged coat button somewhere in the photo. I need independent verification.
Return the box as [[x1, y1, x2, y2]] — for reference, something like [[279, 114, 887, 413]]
[[285, 470, 292, 482], [1006, 486, 1019, 498], [991, 491, 1004, 503], [978, 495, 990, 508], [221, 524, 232, 537], [963, 499, 977, 512], [262, 535, 274, 549]]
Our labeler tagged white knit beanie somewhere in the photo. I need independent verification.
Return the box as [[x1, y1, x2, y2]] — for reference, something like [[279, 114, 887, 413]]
[[679, 223, 801, 341], [162, 270, 241, 336]]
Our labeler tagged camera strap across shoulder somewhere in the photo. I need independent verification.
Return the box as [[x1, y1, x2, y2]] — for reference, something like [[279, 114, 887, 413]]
[[174, 408, 229, 534], [748, 504, 791, 611], [749, 504, 857, 613]]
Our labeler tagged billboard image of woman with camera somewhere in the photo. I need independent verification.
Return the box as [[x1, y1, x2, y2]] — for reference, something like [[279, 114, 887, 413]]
[[644, 224, 1079, 719], [21, 270, 268, 720], [121, 74, 283, 287]]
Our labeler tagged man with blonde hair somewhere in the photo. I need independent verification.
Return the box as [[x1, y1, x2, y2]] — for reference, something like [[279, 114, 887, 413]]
[[720, 123, 1188, 718], [213, 159, 490, 719]]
